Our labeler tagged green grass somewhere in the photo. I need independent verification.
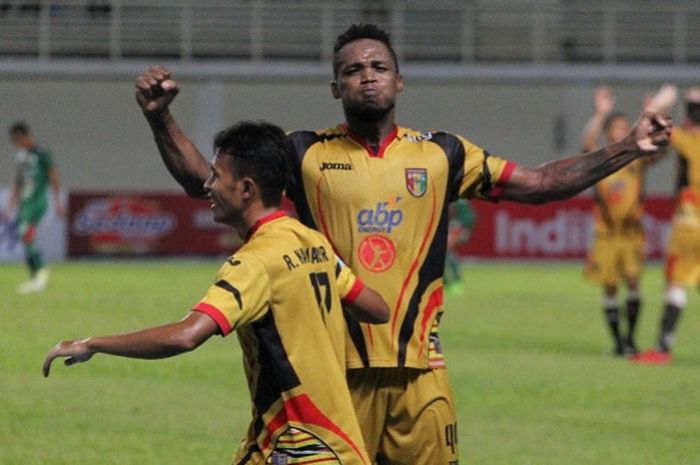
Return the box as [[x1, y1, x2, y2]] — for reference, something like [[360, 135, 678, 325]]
[[2, 261, 700, 465]]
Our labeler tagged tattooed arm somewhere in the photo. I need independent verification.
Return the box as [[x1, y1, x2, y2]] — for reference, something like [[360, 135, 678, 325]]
[[500, 111, 672, 204]]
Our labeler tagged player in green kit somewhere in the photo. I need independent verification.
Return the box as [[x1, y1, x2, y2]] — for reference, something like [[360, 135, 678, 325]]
[[3, 122, 65, 293], [444, 199, 476, 295]]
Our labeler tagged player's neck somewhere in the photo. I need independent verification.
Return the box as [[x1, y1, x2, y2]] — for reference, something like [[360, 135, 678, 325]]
[[345, 114, 396, 148], [239, 205, 282, 241]]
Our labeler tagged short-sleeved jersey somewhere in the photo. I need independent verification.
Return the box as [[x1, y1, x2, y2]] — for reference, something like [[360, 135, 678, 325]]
[[193, 212, 370, 465], [592, 159, 645, 234], [14, 146, 53, 222], [670, 126, 700, 229], [286, 124, 515, 369]]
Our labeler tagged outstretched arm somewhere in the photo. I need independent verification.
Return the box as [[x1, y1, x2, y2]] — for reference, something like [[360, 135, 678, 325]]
[[135, 65, 210, 198], [500, 111, 672, 204], [345, 286, 390, 324], [43, 311, 218, 377]]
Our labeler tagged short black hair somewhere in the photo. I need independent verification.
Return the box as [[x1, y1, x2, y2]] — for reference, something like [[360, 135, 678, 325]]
[[9, 121, 30, 135], [333, 23, 398, 78], [603, 112, 627, 133], [213, 121, 288, 208]]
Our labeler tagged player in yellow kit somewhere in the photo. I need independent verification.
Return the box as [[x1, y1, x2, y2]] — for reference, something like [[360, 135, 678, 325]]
[[581, 86, 648, 356], [635, 86, 700, 364], [135, 24, 671, 464], [43, 121, 389, 465]]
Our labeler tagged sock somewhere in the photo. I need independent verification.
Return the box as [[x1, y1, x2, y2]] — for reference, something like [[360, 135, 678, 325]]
[[25, 244, 43, 277], [604, 305, 623, 353], [625, 297, 641, 348], [659, 304, 682, 353], [445, 253, 461, 284]]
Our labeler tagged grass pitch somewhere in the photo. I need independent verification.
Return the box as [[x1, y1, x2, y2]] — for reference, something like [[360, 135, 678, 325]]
[[1, 260, 699, 465]]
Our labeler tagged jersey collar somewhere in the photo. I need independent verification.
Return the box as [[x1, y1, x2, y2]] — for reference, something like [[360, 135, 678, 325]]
[[245, 210, 288, 242], [344, 124, 398, 158]]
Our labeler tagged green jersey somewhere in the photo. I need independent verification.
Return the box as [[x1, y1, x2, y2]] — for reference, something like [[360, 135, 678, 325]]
[[451, 199, 476, 229], [15, 146, 53, 224]]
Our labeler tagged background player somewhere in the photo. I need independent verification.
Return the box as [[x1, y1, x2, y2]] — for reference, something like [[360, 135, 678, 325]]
[[444, 199, 476, 295], [43, 121, 389, 465], [134, 24, 671, 464], [2, 121, 65, 294], [634, 85, 700, 364], [581, 86, 650, 356]]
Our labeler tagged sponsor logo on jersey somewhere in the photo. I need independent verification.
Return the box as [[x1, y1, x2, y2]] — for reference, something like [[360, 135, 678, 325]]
[[357, 234, 396, 272], [405, 132, 433, 142], [319, 162, 353, 171], [357, 197, 403, 233], [405, 168, 428, 197]]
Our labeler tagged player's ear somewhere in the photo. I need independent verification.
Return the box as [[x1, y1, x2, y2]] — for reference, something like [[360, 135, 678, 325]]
[[241, 178, 256, 200], [331, 80, 341, 99], [396, 74, 404, 94]]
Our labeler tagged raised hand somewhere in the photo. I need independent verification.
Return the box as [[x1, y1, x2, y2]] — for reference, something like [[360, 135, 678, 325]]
[[686, 86, 700, 103], [646, 84, 679, 112], [593, 85, 615, 116], [135, 65, 180, 114], [43, 339, 94, 377]]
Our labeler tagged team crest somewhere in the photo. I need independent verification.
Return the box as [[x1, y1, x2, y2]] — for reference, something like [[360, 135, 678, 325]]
[[405, 168, 427, 197]]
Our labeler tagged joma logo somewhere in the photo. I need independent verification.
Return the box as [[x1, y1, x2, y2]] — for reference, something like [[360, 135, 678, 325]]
[[320, 162, 353, 171]]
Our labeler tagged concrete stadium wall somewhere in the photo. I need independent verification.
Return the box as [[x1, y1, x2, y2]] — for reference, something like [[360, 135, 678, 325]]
[[0, 75, 680, 194]]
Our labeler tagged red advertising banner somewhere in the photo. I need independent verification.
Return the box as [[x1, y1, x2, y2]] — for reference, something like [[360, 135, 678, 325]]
[[458, 196, 676, 260], [68, 191, 296, 257], [68, 191, 676, 260]]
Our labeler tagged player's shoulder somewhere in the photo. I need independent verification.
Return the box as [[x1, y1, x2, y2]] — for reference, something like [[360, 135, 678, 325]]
[[286, 126, 347, 158], [397, 126, 472, 146], [218, 248, 267, 280], [287, 125, 345, 142], [277, 214, 327, 242], [32, 145, 52, 157]]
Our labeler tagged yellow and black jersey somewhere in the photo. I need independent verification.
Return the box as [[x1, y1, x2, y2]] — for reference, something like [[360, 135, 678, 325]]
[[592, 159, 645, 234], [193, 211, 370, 465], [671, 126, 700, 229], [286, 124, 514, 369]]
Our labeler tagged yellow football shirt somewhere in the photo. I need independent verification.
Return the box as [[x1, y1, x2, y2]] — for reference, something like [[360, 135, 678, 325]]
[[194, 211, 370, 465], [286, 125, 514, 369], [592, 159, 645, 234], [671, 126, 700, 229]]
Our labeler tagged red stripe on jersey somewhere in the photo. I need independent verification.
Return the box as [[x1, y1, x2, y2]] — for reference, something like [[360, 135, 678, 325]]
[[489, 161, 516, 199], [262, 394, 368, 465], [341, 278, 364, 305], [391, 180, 438, 341], [345, 124, 398, 158], [365, 323, 374, 349], [246, 210, 288, 241], [193, 302, 232, 336], [417, 286, 444, 354]]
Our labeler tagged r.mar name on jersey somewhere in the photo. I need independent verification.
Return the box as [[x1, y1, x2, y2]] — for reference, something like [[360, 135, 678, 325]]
[[282, 245, 330, 270]]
